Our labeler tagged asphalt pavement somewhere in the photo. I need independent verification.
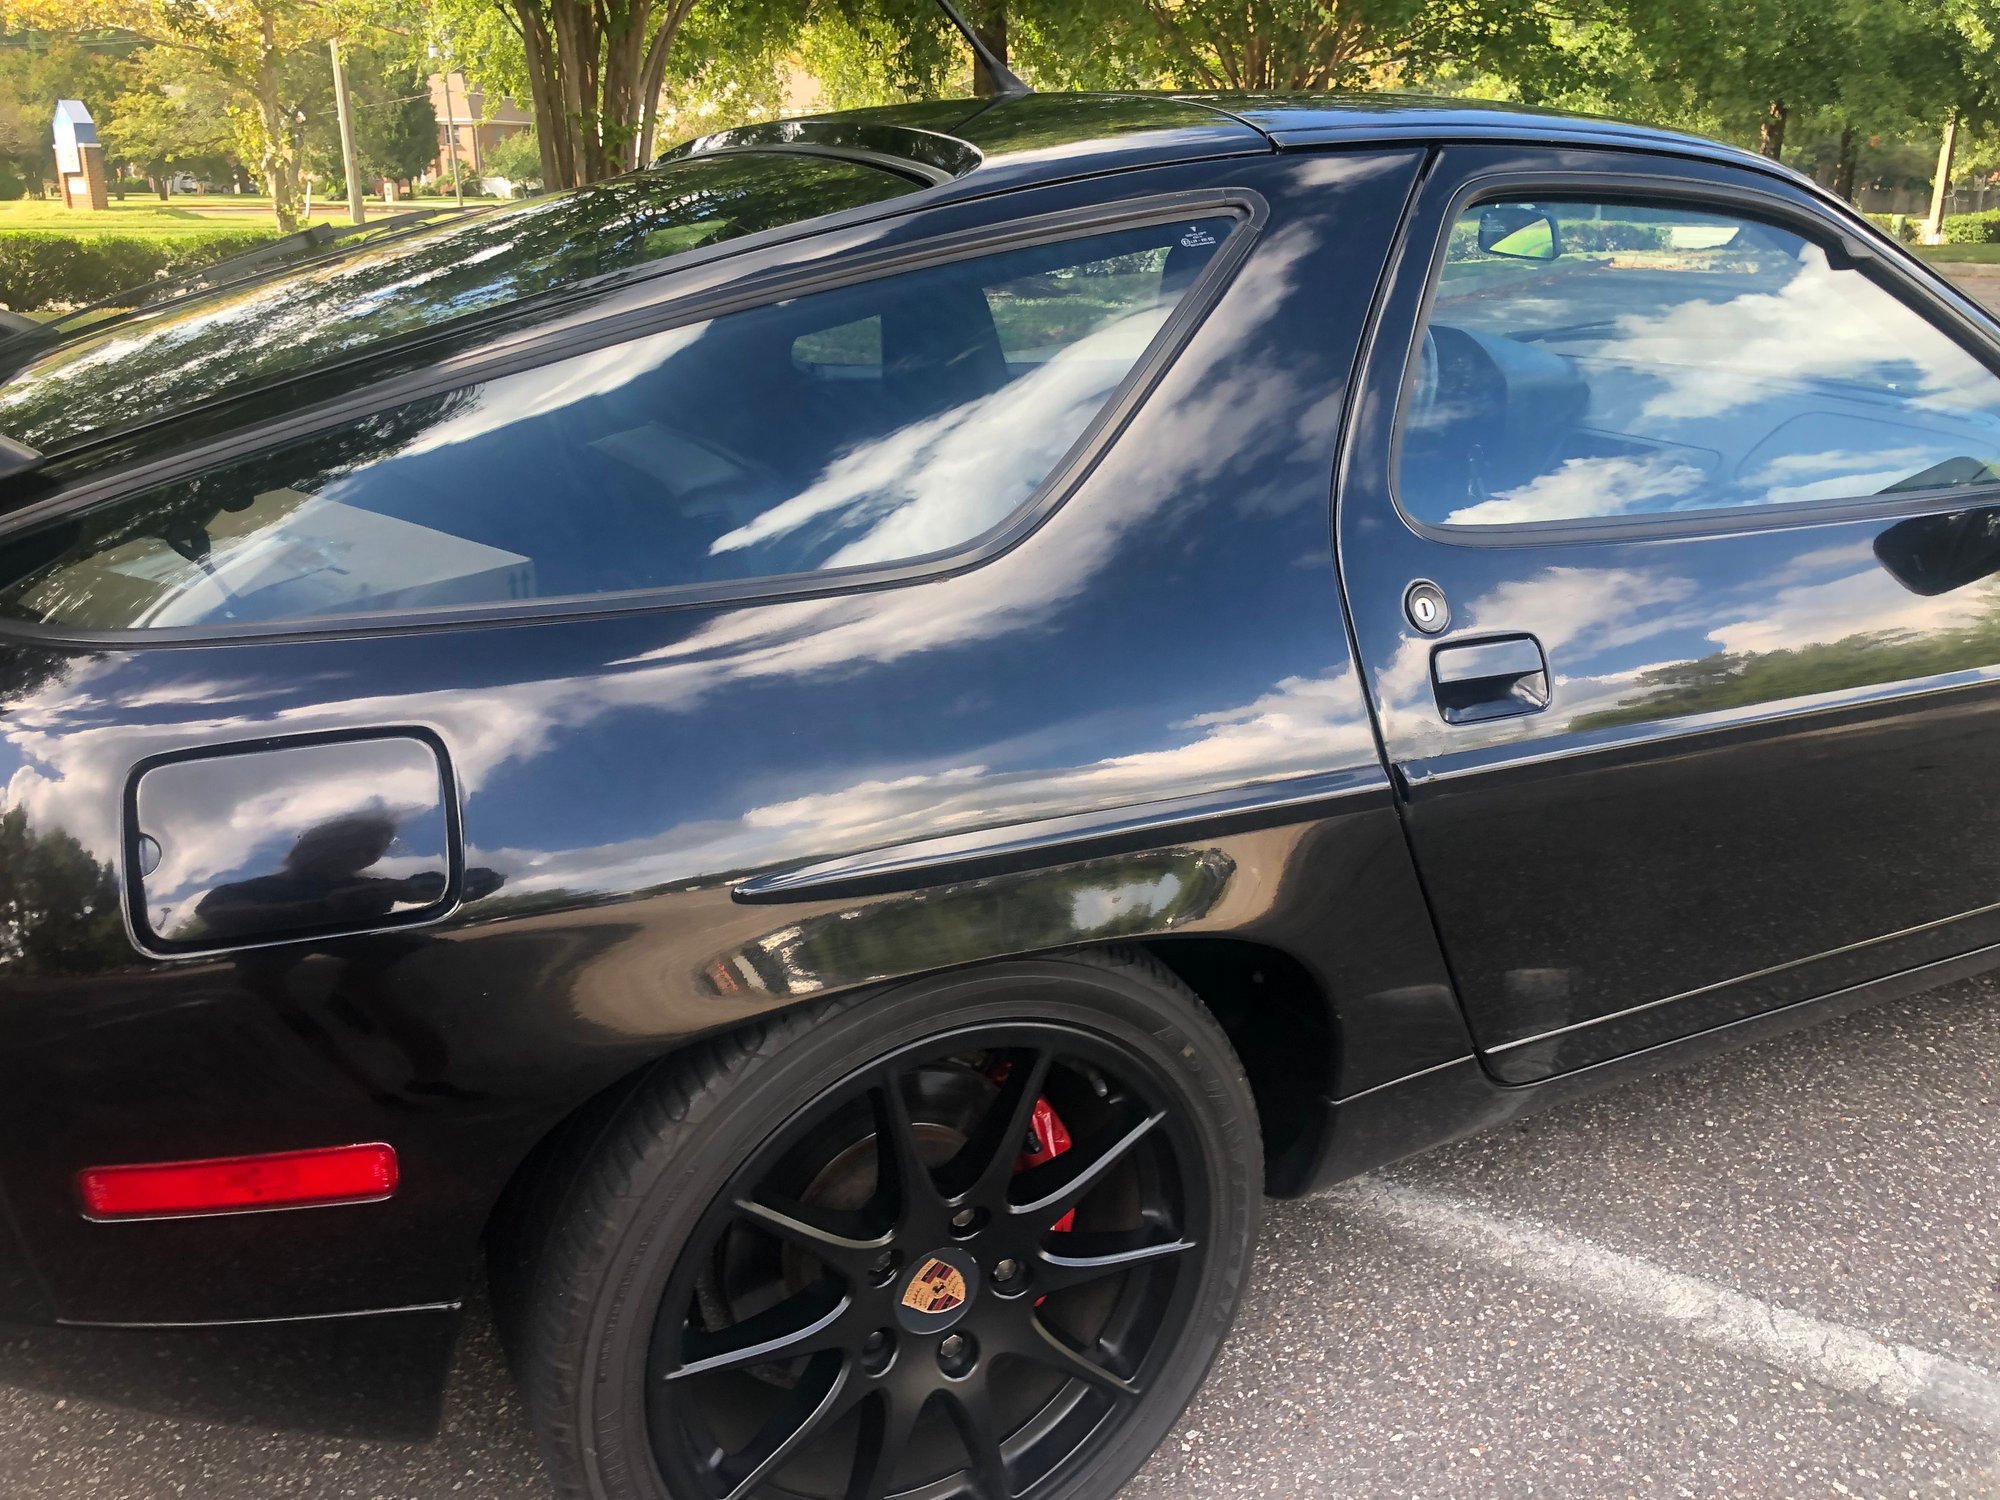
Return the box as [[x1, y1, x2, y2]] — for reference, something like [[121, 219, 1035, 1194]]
[[0, 267, 1995, 1500], [0, 967, 1988, 1499]]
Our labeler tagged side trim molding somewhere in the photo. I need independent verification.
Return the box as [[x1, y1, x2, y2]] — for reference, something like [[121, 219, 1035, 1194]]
[[1297, 931, 2000, 1193], [733, 767, 1391, 903], [60, 1299, 463, 1331]]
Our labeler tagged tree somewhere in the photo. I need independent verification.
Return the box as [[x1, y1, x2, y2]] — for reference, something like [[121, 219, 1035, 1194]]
[[1551, 0, 2000, 174], [0, 33, 133, 197], [0, 807, 129, 976], [298, 43, 434, 190], [100, 46, 233, 196], [483, 123, 541, 185], [354, 60, 435, 185], [421, 0, 782, 189], [1128, 0, 1558, 92], [0, 1, 380, 228], [789, 3, 969, 106]]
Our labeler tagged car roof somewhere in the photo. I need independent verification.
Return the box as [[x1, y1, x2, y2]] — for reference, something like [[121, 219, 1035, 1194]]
[[672, 90, 1801, 201], [6, 90, 1802, 485]]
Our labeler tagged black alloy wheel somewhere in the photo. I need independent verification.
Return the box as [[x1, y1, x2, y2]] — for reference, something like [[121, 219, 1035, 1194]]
[[497, 949, 1261, 1500]]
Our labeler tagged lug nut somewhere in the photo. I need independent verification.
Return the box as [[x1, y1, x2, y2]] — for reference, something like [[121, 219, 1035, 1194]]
[[951, 1208, 977, 1230], [937, 1329, 978, 1376], [862, 1327, 895, 1374], [993, 1258, 1021, 1283]]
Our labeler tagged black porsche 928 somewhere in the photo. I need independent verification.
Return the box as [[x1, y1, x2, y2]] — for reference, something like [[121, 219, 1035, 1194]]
[[0, 88, 1994, 1500]]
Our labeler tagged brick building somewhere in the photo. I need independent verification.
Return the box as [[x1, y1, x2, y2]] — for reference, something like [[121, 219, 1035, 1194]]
[[428, 72, 532, 184]]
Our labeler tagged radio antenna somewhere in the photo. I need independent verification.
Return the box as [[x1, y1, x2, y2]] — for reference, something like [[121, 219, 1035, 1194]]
[[934, 0, 1032, 97]]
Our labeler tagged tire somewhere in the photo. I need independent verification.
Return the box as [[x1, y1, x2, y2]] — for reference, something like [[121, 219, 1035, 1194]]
[[493, 947, 1262, 1500]]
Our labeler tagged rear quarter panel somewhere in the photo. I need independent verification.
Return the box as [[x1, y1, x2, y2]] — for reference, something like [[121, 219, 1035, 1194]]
[[0, 148, 1458, 1325]]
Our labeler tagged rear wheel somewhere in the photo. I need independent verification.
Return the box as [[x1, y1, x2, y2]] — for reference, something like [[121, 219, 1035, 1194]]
[[497, 949, 1261, 1500]]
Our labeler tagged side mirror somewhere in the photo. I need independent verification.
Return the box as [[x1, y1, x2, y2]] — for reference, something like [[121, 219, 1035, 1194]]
[[1478, 204, 1561, 261], [1874, 500, 2000, 596]]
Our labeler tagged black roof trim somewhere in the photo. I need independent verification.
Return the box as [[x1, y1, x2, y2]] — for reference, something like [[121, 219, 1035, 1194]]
[[665, 119, 984, 183]]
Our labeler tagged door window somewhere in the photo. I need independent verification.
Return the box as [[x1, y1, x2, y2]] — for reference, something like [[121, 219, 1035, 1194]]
[[0, 214, 1235, 631], [1396, 197, 2000, 528]]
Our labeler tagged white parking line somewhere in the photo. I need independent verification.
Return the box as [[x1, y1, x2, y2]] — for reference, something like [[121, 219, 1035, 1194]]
[[1346, 1178, 2000, 1446]]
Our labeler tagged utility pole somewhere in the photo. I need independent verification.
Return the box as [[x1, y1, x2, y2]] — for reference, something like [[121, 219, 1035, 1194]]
[[329, 38, 365, 226], [441, 65, 464, 209], [1924, 110, 1959, 245]]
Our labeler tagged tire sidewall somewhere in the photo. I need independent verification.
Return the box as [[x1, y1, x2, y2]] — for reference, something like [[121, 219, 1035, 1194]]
[[570, 957, 1261, 1500]]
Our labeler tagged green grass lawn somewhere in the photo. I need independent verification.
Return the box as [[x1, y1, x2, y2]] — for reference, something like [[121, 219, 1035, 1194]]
[[0, 195, 495, 237], [0, 196, 348, 236], [1915, 243, 2000, 264]]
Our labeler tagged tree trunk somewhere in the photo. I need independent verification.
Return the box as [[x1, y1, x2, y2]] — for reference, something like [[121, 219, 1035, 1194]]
[[513, 2, 574, 189], [1833, 125, 1857, 201], [1924, 111, 1960, 245], [550, 0, 601, 182], [254, 6, 303, 230], [1758, 99, 1786, 161], [600, 0, 655, 171], [634, 3, 688, 170], [970, 0, 1009, 97], [511, 0, 689, 187]]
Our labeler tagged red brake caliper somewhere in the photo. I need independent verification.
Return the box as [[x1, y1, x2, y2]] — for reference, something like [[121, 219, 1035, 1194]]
[[1001, 1078, 1074, 1307], [1014, 1094, 1075, 1232]]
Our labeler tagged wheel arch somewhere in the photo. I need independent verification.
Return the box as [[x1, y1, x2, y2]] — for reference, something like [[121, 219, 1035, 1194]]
[[1135, 936, 1340, 1194], [479, 933, 1341, 1297]]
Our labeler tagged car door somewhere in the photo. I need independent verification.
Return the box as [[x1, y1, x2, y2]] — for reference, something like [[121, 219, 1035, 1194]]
[[1338, 143, 2000, 1083]]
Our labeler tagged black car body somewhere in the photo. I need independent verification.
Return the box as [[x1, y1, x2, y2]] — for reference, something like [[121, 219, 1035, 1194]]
[[0, 88, 1995, 1494]]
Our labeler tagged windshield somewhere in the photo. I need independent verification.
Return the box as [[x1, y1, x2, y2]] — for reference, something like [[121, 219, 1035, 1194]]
[[0, 152, 920, 456]]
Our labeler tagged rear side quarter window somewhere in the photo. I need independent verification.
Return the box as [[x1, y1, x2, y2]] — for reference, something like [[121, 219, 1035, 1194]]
[[0, 212, 1240, 633]]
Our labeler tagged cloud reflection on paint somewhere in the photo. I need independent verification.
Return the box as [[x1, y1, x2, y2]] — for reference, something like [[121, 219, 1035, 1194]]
[[0, 214, 1360, 910]]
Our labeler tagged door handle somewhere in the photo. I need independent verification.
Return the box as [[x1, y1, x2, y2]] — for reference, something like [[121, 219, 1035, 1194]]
[[1431, 634, 1550, 724]]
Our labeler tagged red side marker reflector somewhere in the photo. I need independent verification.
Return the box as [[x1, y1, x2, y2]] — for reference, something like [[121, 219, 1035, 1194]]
[[76, 1143, 398, 1220]]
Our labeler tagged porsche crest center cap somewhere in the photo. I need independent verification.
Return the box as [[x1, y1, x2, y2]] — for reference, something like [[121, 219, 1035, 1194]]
[[895, 1247, 980, 1332]]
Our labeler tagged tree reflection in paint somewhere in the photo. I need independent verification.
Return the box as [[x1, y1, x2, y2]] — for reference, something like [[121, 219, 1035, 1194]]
[[0, 154, 918, 455], [0, 808, 127, 976], [705, 849, 1235, 1000]]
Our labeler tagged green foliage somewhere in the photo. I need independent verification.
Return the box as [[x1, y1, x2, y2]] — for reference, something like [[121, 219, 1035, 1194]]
[[1917, 240, 2000, 260], [803, 0, 970, 101], [654, 0, 793, 140], [1574, 588, 2000, 734], [482, 127, 541, 186], [0, 34, 137, 194], [0, 806, 130, 976], [100, 47, 233, 182], [1534, 0, 2000, 170], [1556, 219, 1671, 252], [338, 49, 438, 186], [1941, 206, 2000, 241], [420, 160, 482, 195], [0, 225, 274, 310], [1865, 210, 1920, 242]]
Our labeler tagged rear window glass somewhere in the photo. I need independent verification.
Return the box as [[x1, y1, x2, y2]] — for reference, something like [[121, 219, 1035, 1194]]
[[0, 215, 1234, 631], [0, 153, 920, 456]]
